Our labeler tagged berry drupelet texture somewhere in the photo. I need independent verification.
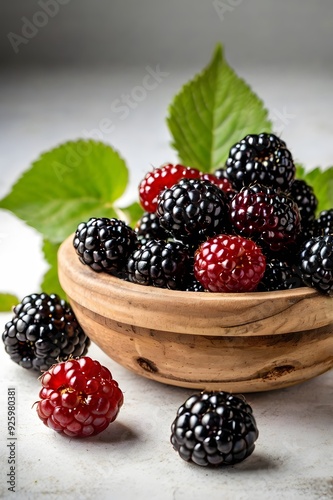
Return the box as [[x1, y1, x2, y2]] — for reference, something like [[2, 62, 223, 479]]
[[257, 259, 301, 292], [2, 293, 90, 372], [135, 211, 170, 246], [289, 179, 318, 226], [139, 163, 201, 213], [36, 356, 123, 437], [194, 234, 266, 292], [315, 209, 333, 236], [230, 183, 301, 252], [156, 178, 228, 244], [296, 234, 333, 294], [127, 239, 189, 290], [73, 217, 137, 275], [225, 133, 295, 191], [170, 391, 259, 467]]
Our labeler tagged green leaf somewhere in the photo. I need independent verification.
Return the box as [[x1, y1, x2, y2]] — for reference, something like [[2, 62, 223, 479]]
[[119, 201, 144, 228], [0, 293, 18, 312], [167, 44, 272, 172], [0, 140, 129, 243], [41, 239, 65, 299], [296, 165, 333, 214]]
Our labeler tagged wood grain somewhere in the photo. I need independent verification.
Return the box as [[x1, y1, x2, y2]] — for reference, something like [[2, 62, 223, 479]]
[[58, 235, 333, 392]]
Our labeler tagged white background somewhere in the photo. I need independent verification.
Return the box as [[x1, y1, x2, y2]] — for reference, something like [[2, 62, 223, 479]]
[[0, 1, 333, 499]]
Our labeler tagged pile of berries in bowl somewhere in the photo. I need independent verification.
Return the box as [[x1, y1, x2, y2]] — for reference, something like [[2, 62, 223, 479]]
[[58, 132, 333, 392]]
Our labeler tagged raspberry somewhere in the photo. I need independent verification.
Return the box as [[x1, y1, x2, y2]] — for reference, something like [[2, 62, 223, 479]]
[[170, 391, 259, 467], [230, 183, 301, 252], [139, 163, 201, 212], [315, 209, 333, 236], [127, 239, 189, 290], [157, 178, 228, 244], [226, 133, 295, 191], [194, 234, 266, 293], [36, 356, 123, 437], [73, 217, 137, 275], [199, 173, 234, 193], [2, 293, 90, 372], [135, 211, 169, 246], [257, 259, 301, 291], [296, 234, 333, 294], [289, 179, 318, 225]]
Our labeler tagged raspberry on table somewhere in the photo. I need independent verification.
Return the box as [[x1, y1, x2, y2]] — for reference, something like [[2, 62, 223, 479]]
[[2, 293, 90, 372], [296, 234, 333, 294], [194, 234, 266, 293], [156, 178, 229, 244], [230, 183, 301, 252], [73, 217, 137, 275], [170, 391, 259, 467], [36, 356, 123, 438], [225, 133, 295, 191], [127, 239, 189, 290], [139, 163, 201, 213]]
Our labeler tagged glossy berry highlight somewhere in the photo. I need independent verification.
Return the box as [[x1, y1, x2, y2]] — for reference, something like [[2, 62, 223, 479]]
[[36, 356, 123, 437]]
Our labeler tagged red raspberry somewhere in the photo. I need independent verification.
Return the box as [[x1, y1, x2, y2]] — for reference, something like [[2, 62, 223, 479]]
[[139, 163, 201, 212], [199, 173, 234, 193], [36, 357, 123, 438], [194, 234, 266, 292]]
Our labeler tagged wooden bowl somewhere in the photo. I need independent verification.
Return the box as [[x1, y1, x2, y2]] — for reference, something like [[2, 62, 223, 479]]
[[58, 235, 333, 393]]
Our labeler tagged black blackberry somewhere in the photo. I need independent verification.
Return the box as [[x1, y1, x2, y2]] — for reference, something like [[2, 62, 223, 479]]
[[230, 183, 301, 252], [127, 239, 189, 290], [296, 235, 333, 294], [213, 167, 228, 180], [170, 391, 259, 467], [226, 133, 295, 191], [135, 212, 169, 246], [73, 217, 137, 274], [2, 293, 90, 372], [156, 178, 228, 244], [289, 179, 318, 225], [258, 259, 302, 291], [315, 209, 333, 236]]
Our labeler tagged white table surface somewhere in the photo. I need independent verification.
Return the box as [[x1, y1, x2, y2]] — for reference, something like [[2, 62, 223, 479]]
[[0, 65, 332, 500]]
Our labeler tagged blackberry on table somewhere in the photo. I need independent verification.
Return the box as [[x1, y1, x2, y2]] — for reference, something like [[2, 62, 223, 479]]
[[157, 178, 228, 244], [127, 239, 189, 290], [2, 293, 90, 372], [73, 217, 137, 275], [296, 234, 333, 294], [170, 391, 259, 466], [230, 183, 301, 252], [225, 133, 295, 191]]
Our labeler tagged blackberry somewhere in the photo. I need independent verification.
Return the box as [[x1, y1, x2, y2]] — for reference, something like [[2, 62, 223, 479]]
[[73, 217, 137, 275], [230, 183, 301, 252], [170, 391, 259, 467], [226, 133, 295, 191], [257, 259, 302, 291], [2, 293, 90, 372], [135, 212, 169, 246], [156, 178, 228, 244], [296, 234, 333, 294], [127, 239, 189, 290], [289, 179, 318, 225], [315, 209, 333, 236]]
